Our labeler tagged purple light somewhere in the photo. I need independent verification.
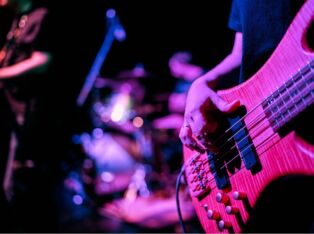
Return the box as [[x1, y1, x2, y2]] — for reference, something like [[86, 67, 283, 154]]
[[73, 195, 83, 205], [106, 9, 116, 19], [92, 128, 104, 139]]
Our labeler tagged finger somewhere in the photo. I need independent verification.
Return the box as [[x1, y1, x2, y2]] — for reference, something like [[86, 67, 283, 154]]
[[180, 127, 204, 152], [196, 131, 217, 152], [188, 111, 206, 137], [179, 125, 205, 153], [208, 89, 241, 113], [185, 137, 206, 153], [186, 110, 216, 152], [196, 132, 210, 147], [198, 137, 219, 154], [192, 111, 218, 135]]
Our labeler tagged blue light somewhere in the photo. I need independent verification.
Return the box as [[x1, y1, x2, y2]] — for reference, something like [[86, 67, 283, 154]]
[[106, 9, 116, 19]]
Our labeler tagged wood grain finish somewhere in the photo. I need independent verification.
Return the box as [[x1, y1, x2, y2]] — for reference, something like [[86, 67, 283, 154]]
[[184, 1, 314, 233]]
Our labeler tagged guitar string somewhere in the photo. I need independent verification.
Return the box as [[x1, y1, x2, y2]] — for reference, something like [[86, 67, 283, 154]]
[[190, 88, 313, 193], [208, 60, 314, 150], [188, 86, 305, 178], [186, 60, 314, 177], [190, 131, 276, 193], [187, 118, 275, 189], [187, 72, 313, 192], [204, 113, 269, 167], [191, 89, 313, 192], [196, 85, 313, 190], [212, 65, 313, 150], [207, 77, 312, 167], [194, 66, 313, 167]]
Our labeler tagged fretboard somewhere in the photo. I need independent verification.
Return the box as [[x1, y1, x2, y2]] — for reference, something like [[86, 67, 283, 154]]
[[263, 60, 314, 131]]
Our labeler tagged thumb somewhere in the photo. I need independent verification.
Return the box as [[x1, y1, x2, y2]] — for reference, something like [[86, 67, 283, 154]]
[[209, 90, 241, 113], [220, 99, 241, 113]]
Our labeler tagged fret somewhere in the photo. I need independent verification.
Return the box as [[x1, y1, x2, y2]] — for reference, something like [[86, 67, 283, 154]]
[[304, 78, 313, 100], [264, 92, 286, 129], [278, 83, 292, 123], [272, 90, 284, 111], [289, 103, 299, 117], [264, 60, 314, 131], [263, 93, 278, 117], [292, 70, 302, 83], [267, 83, 297, 129], [308, 62, 314, 98], [296, 70, 307, 94], [297, 69, 310, 108], [304, 87, 314, 105], [301, 63, 311, 75], [285, 79, 299, 116], [301, 65, 314, 103], [270, 92, 310, 131]]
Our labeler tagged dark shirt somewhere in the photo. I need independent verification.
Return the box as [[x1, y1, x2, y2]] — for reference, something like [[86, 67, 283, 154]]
[[228, 0, 304, 84], [228, 2, 314, 232]]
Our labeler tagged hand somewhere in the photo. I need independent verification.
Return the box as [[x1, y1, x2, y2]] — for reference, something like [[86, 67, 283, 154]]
[[179, 77, 240, 153]]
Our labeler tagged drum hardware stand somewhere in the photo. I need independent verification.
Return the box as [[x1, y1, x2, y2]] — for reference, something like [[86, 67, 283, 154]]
[[76, 8, 126, 107]]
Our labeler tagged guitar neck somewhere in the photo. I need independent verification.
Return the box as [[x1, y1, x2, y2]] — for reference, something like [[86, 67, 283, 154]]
[[263, 59, 314, 131]]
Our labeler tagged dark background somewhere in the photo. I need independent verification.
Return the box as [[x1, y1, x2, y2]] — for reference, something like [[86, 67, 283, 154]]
[[0, 1, 234, 232], [0, 1, 234, 132]]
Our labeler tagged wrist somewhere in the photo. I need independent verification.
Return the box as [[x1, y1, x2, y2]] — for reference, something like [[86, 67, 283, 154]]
[[197, 72, 219, 89]]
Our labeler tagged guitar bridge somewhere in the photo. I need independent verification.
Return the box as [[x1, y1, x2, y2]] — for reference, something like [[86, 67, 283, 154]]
[[185, 153, 212, 198]]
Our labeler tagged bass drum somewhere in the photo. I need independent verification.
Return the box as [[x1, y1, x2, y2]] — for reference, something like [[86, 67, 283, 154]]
[[79, 128, 138, 197]]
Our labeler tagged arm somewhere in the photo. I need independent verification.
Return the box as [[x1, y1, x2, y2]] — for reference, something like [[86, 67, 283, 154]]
[[179, 32, 242, 152], [0, 51, 52, 80], [198, 32, 242, 86]]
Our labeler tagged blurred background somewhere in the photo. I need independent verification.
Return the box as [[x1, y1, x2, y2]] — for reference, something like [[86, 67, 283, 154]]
[[0, 1, 234, 232]]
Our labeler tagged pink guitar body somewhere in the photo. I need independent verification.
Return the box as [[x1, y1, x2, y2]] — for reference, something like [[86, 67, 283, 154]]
[[184, 1, 314, 233]]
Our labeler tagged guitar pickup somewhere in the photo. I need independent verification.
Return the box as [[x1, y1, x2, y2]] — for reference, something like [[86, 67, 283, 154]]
[[228, 108, 260, 173], [208, 152, 230, 189]]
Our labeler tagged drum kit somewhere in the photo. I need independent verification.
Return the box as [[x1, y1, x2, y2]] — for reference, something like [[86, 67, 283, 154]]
[[72, 65, 197, 231]]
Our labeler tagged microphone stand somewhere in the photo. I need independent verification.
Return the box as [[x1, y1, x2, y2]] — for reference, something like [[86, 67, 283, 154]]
[[76, 9, 126, 106]]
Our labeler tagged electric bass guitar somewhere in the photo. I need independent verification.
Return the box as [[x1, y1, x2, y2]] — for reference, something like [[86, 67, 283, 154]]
[[183, 1, 314, 232]]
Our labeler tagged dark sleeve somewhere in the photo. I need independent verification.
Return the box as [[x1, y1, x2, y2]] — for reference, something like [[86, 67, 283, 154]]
[[228, 0, 242, 32]]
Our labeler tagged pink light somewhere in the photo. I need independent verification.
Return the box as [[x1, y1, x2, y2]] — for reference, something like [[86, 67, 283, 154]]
[[133, 116, 144, 128]]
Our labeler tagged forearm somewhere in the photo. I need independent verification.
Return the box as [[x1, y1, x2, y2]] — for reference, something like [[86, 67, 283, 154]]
[[209, 52, 242, 77], [200, 32, 243, 85], [0, 51, 51, 79]]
